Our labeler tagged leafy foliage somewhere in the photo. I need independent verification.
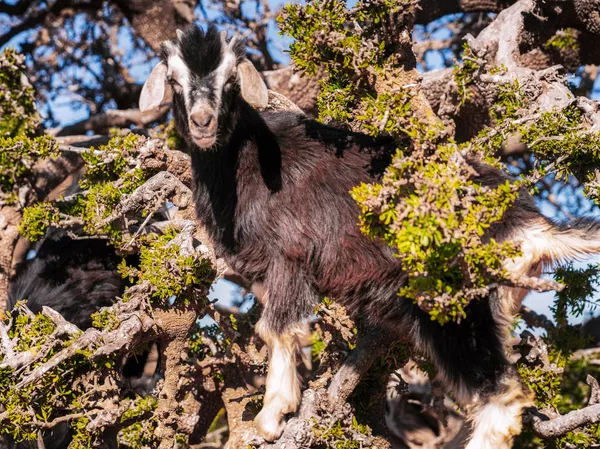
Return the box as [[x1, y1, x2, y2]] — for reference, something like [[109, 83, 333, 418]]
[[118, 227, 215, 303], [284, 0, 523, 324], [19, 134, 146, 243], [283, 1, 600, 447], [0, 49, 58, 202], [0, 304, 98, 444], [352, 145, 521, 323]]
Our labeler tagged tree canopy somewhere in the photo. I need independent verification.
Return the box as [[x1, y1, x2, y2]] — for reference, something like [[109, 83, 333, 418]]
[[1, 0, 600, 448]]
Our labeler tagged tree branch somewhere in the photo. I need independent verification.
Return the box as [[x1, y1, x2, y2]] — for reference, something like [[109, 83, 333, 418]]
[[0, 0, 102, 48], [519, 305, 555, 331], [414, 0, 518, 25], [531, 403, 600, 439], [327, 327, 392, 404], [48, 105, 171, 136]]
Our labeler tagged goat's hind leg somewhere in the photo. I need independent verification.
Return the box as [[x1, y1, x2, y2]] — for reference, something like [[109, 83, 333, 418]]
[[464, 369, 532, 449], [254, 319, 304, 441], [416, 299, 532, 449]]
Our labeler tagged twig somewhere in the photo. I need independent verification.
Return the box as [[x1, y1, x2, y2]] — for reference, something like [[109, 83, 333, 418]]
[[519, 305, 555, 331], [507, 274, 564, 293]]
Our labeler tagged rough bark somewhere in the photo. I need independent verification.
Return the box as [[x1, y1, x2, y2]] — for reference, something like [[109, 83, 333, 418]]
[[414, 0, 518, 25], [263, 67, 321, 117], [114, 0, 197, 52], [531, 403, 600, 438]]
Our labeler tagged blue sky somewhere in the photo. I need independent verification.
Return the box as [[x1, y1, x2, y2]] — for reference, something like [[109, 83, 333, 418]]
[[2, 4, 600, 328]]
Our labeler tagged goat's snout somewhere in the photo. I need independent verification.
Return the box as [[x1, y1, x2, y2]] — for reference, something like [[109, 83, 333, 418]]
[[189, 108, 218, 148], [191, 112, 213, 130]]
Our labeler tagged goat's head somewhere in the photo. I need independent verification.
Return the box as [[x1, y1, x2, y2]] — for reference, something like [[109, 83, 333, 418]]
[[139, 25, 268, 149]]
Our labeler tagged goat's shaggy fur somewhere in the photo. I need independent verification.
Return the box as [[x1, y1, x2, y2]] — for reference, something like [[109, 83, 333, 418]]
[[8, 235, 124, 328], [7, 234, 158, 449], [140, 25, 600, 446]]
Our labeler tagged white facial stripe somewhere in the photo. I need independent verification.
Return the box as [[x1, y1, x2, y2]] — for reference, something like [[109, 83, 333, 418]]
[[167, 52, 191, 107], [212, 46, 238, 113]]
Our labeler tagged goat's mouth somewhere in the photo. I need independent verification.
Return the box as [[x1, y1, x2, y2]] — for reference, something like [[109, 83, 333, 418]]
[[190, 133, 217, 148]]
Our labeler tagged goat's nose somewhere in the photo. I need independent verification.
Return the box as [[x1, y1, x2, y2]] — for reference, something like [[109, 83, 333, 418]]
[[190, 112, 213, 130]]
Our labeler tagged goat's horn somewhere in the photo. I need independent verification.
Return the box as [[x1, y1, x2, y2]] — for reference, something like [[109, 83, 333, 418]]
[[220, 30, 228, 46], [228, 35, 240, 50], [176, 29, 184, 41]]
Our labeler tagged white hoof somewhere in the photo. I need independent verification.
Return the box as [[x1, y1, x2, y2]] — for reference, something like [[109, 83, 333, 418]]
[[255, 406, 286, 442]]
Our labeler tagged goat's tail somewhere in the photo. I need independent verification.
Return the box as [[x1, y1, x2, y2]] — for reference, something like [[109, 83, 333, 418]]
[[523, 217, 600, 266], [501, 216, 600, 312]]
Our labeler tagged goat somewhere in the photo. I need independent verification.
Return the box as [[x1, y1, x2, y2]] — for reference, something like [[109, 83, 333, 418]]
[[139, 25, 600, 447], [9, 233, 125, 328], [7, 232, 159, 449]]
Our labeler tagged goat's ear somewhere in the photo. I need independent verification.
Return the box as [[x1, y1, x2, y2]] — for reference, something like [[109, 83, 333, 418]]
[[237, 59, 268, 109], [139, 62, 170, 112]]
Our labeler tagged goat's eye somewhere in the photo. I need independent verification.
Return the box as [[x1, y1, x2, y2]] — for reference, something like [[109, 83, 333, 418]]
[[167, 76, 181, 89]]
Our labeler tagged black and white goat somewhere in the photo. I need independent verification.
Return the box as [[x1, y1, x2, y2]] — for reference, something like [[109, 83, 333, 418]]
[[8, 233, 159, 449], [139, 25, 600, 447]]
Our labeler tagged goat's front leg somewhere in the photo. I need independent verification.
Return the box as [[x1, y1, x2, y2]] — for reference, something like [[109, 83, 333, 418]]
[[254, 318, 303, 441]]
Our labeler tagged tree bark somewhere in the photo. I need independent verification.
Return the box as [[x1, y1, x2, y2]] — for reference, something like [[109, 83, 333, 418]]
[[114, 0, 197, 51]]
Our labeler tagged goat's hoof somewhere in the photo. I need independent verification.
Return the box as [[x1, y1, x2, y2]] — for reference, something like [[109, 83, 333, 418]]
[[255, 407, 285, 442]]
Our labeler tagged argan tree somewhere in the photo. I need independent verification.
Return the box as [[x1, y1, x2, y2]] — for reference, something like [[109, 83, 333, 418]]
[[1, 0, 600, 448]]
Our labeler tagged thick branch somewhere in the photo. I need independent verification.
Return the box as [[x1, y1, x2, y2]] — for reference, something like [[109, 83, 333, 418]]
[[113, 0, 197, 51], [0, 0, 101, 47], [531, 404, 600, 438], [327, 327, 392, 404], [0, 0, 31, 15], [519, 305, 555, 330], [49, 105, 170, 136], [415, 0, 517, 25]]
